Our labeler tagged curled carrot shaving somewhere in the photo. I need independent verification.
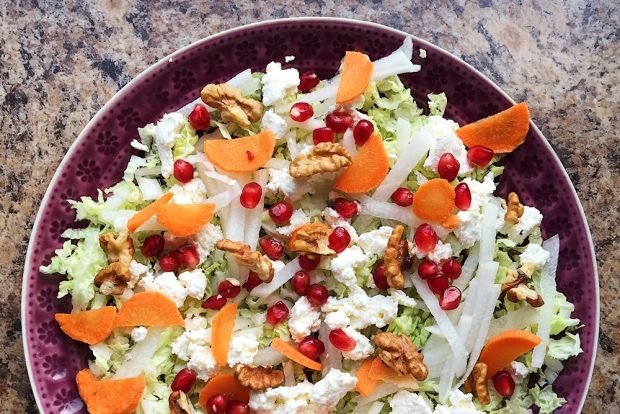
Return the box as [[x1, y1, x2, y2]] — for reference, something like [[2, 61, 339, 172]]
[[210, 303, 238, 367], [271, 338, 323, 371], [356, 359, 380, 397], [368, 357, 418, 389]]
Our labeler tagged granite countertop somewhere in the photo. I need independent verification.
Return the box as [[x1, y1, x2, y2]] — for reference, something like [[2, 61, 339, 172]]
[[0, 1, 617, 412]]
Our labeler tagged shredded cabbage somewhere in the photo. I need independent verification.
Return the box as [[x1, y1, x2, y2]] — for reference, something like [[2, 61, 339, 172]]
[[173, 123, 198, 160], [387, 307, 433, 348]]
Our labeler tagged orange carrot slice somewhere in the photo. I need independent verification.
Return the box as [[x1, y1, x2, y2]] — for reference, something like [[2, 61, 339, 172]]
[[456, 103, 530, 153], [199, 374, 250, 409], [154, 203, 216, 237], [76, 369, 145, 414], [356, 359, 380, 397], [271, 338, 323, 371], [114, 291, 184, 328], [441, 215, 460, 229], [368, 357, 418, 389], [55, 307, 116, 345], [412, 178, 456, 223], [479, 330, 542, 377], [204, 131, 276, 173], [127, 192, 173, 233], [336, 51, 374, 105], [211, 302, 238, 367], [333, 133, 389, 193]]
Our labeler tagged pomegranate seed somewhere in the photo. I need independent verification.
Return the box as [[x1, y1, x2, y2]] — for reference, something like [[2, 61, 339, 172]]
[[325, 111, 354, 133], [243, 271, 263, 292], [291, 270, 311, 295], [290, 102, 314, 122], [159, 252, 180, 272], [333, 197, 358, 218], [269, 201, 294, 225], [202, 294, 227, 310], [414, 224, 438, 253], [206, 394, 228, 414], [328, 227, 351, 253], [492, 370, 516, 398], [306, 284, 329, 307], [467, 145, 494, 167], [442, 259, 462, 279], [240, 182, 262, 209], [439, 286, 462, 310], [246, 150, 254, 161], [171, 368, 197, 393], [298, 71, 320, 92], [266, 301, 289, 325], [299, 254, 320, 271], [188, 104, 211, 130], [454, 183, 472, 210], [259, 237, 284, 260], [312, 127, 335, 145], [298, 336, 325, 360], [391, 187, 413, 207], [226, 401, 250, 414], [418, 259, 439, 280], [329, 329, 356, 351], [427, 274, 450, 295], [353, 120, 374, 146], [218, 279, 241, 299], [173, 159, 195, 183], [177, 244, 200, 269], [372, 261, 389, 289], [437, 153, 460, 182], [141, 234, 164, 257]]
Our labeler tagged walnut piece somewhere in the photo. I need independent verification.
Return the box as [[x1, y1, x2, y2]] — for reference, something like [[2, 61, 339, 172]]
[[505, 192, 525, 225], [201, 83, 263, 128], [375, 332, 428, 381], [289, 142, 352, 178], [234, 364, 285, 391], [290, 223, 335, 255], [384, 225, 406, 289], [168, 391, 193, 414], [216, 239, 274, 282], [94, 262, 131, 296], [463, 362, 490, 405], [506, 284, 544, 307], [99, 231, 134, 266]]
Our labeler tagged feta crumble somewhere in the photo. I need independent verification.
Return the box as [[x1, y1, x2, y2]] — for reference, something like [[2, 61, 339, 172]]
[[288, 296, 321, 341], [330, 246, 368, 286], [356, 226, 393, 256], [261, 62, 300, 106], [261, 109, 289, 138], [130, 326, 148, 343], [266, 168, 314, 202], [390, 390, 432, 414], [520, 243, 550, 269], [154, 112, 185, 178], [227, 331, 260, 366], [341, 327, 374, 360]]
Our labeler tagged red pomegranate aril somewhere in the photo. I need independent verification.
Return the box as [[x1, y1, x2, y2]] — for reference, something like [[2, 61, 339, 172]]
[[414, 223, 438, 253], [240, 182, 262, 209], [418, 259, 439, 280], [442, 259, 462, 280], [246, 150, 254, 161], [290, 102, 314, 122], [298, 71, 320, 92], [141, 234, 164, 257], [299, 254, 320, 271], [266, 301, 289, 325], [188, 104, 211, 130], [174, 159, 195, 183], [428, 274, 450, 295], [226, 401, 250, 414], [259, 237, 284, 260], [269, 201, 294, 225], [329, 329, 356, 351], [298, 336, 326, 360], [333, 197, 358, 218], [372, 261, 389, 289], [325, 111, 354, 133], [313, 127, 335, 144], [206, 394, 228, 414], [306, 284, 329, 307], [391, 187, 413, 207], [454, 182, 472, 210], [437, 153, 460, 182], [177, 244, 200, 268], [439, 286, 462, 310], [243, 271, 263, 292], [492, 370, 516, 398], [218, 279, 241, 299], [159, 252, 180, 272], [328, 226, 351, 253], [353, 120, 374, 146], [467, 145, 494, 167], [171, 368, 197, 393], [202, 294, 227, 310], [291, 270, 311, 295]]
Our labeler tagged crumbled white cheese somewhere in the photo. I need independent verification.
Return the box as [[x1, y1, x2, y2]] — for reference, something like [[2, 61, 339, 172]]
[[433, 390, 484, 414], [389, 289, 418, 308], [139, 272, 187, 307], [427, 241, 453, 263], [194, 223, 224, 259], [453, 173, 498, 248], [274, 209, 311, 237], [130, 326, 148, 343], [520, 243, 550, 269], [356, 226, 393, 256], [288, 297, 321, 341], [261, 109, 289, 138], [390, 390, 432, 414], [424, 134, 473, 176], [228, 331, 260, 366], [178, 269, 207, 300], [322, 285, 399, 330], [172, 325, 216, 380], [330, 246, 368, 286], [128, 260, 150, 288], [261, 62, 300, 106], [309, 369, 357, 410], [170, 178, 208, 204], [322, 207, 358, 242], [266, 168, 314, 202], [502, 206, 543, 244], [285, 55, 296, 63], [509, 361, 530, 384], [154, 112, 186, 178], [341, 327, 374, 360], [419, 48, 427, 59]]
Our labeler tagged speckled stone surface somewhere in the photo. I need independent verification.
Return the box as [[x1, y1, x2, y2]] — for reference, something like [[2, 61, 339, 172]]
[[0, 1, 617, 412]]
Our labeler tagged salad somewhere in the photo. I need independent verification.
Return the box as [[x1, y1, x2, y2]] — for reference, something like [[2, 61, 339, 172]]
[[42, 38, 583, 414]]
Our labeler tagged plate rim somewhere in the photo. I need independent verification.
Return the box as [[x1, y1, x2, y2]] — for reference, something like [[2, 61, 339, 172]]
[[21, 16, 599, 413]]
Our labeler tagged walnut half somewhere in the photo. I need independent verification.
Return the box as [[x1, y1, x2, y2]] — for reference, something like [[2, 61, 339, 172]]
[[201, 83, 263, 128], [463, 362, 490, 405], [216, 239, 274, 282], [94, 262, 131, 296], [384, 225, 406, 289], [234, 364, 284, 391], [289, 142, 352, 178], [99, 231, 134, 266], [168, 391, 194, 414], [505, 192, 525, 225], [289, 223, 335, 256], [374, 332, 428, 381]]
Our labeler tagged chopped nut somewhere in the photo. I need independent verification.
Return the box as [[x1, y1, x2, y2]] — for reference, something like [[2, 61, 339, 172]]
[[375, 332, 428, 381], [216, 239, 274, 282], [94, 262, 131, 296], [201, 83, 263, 127], [505, 192, 525, 225], [500, 269, 526, 292], [506, 284, 544, 307], [463, 362, 490, 405], [289, 142, 352, 178], [519, 262, 536, 278], [169, 391, 193, 414], [99, 231, 134, 266], [234, 364, 285, 391], [384, 225, 405, 289], [289, 223, 335, 255]]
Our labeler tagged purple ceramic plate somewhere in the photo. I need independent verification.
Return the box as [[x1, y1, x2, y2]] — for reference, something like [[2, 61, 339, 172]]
[[22, 18, 598, 413]]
